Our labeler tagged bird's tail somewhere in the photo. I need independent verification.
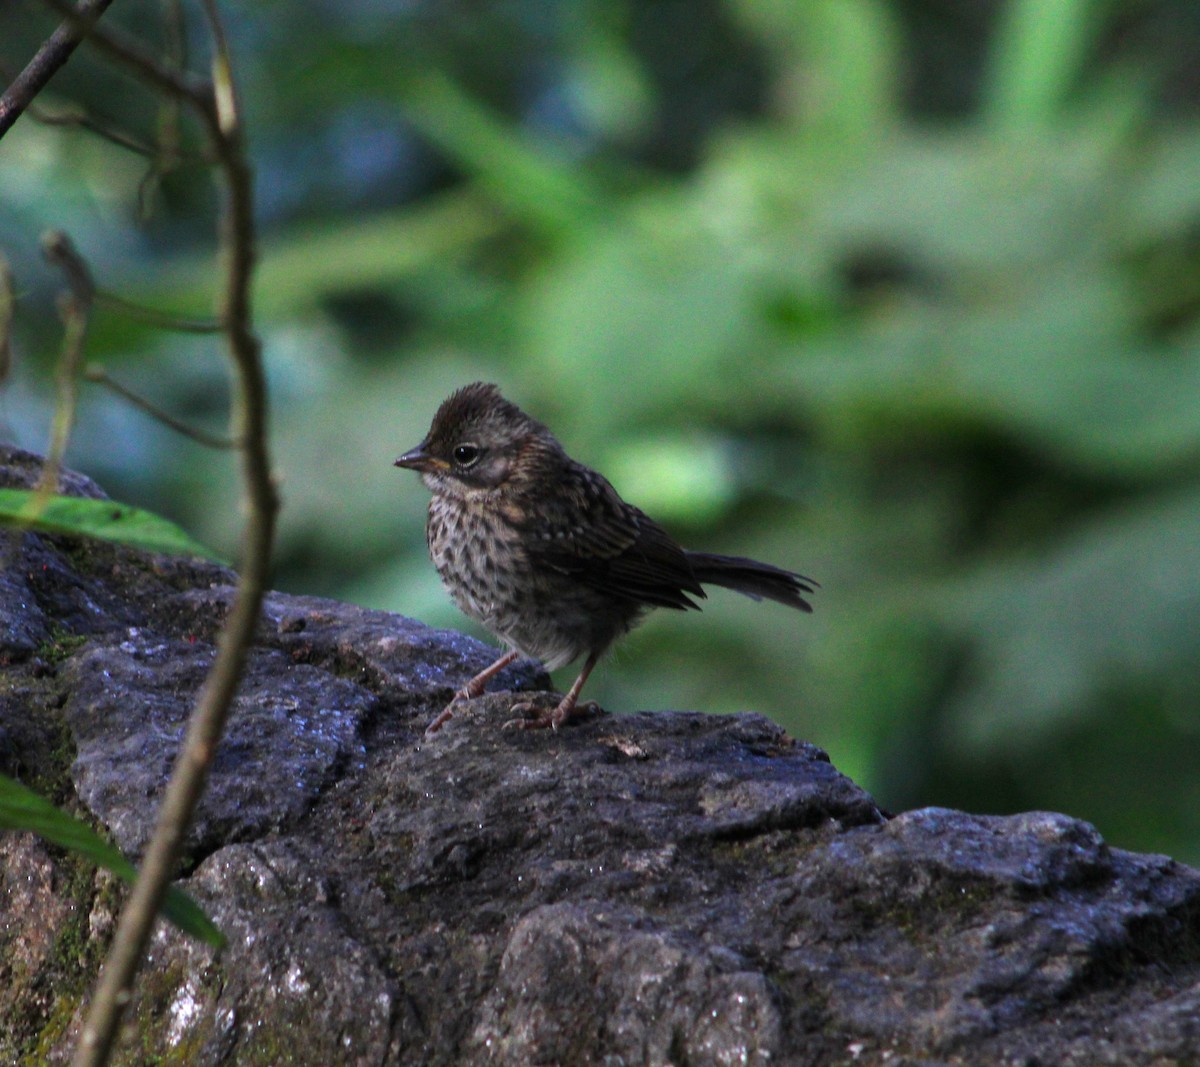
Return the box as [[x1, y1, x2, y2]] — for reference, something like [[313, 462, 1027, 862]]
[[685, 552, 816, 612]]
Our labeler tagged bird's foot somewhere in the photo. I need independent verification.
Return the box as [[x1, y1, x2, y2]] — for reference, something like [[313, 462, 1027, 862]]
[[426, 649, 524, 734], [502, 696, 601, 731]]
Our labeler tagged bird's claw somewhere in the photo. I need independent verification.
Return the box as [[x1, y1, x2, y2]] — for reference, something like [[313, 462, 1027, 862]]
[[501, 697, 601, 731], [501, 700, 553, 731], [428, 687, 602, 735]]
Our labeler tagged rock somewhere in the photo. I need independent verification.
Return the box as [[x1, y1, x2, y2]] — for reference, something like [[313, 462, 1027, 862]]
[[1, 445, 1199, 1066], [63, 637, 373, 858]]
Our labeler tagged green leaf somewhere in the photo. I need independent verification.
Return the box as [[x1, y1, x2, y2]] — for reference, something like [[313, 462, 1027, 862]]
[[0, 489, 224, 562], [0, 773, 224, 948], [984, 0, 1103, 129]]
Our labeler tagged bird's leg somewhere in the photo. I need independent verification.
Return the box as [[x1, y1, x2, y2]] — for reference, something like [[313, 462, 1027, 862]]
[[460, 648, 522, 699], [426, 648, 521, 734], [504, 652, 600, 731]]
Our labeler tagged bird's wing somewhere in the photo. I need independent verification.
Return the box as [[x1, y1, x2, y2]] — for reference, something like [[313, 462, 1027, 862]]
[[520, 464, 706, 611]]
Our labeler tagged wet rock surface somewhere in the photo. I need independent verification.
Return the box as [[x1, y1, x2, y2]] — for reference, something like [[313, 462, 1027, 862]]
[[2, 444, 1199, 1066]]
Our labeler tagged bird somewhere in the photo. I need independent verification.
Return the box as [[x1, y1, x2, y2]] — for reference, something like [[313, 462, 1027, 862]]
[[395, 382, 816, 733]]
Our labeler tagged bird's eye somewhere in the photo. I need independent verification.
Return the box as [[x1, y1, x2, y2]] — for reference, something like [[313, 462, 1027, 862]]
[[453, 443, 481, 467]]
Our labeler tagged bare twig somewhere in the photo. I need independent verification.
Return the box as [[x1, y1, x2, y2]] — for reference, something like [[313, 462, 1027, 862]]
[[38, 230, 96, 496], [85, 365, 238, 448], [65, 4, 278, 1064], [91, 370, 238, 450], [42, 228, 96, 303], [96, 289, 222, 333], [0, 0, 115, 140], [20, 99, 157, 155], [0, 54, 205, 165], [0, 256, 13, 384], [139, 0, 189, 216], [38, 0, 210, 110]]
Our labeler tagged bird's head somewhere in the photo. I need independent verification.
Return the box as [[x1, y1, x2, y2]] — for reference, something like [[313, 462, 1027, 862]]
[[395, 382, 551, 496]]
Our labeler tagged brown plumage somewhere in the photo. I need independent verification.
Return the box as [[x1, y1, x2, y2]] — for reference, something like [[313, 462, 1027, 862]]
[[395, 382, 816, 732]]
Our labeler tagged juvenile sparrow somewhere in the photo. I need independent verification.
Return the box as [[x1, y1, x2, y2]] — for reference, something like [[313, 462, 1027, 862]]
[[395, 382, 815, 732]]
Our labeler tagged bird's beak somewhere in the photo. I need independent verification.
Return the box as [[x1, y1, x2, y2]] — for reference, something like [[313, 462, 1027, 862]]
[[394, 441, 446, 473]]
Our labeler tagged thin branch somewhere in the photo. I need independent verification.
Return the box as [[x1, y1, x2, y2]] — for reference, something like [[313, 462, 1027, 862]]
[[0, 256, 13, 385], [162, 0, 190, 79], [0, 0, 115, 140], [95, 290, 222, 333], [38, 230, 95, 496], [37, 0, 211, 116], [138, 0, 189, 217], [42, 228, 96, 303], [0, 59, 210, 175], [32, 102, 163, 157], [197, 0, 236, 134], [70, 1, 278, 1063], [85, 366, 239, 449]]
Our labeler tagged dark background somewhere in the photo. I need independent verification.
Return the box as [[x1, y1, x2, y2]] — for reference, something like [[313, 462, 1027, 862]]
[[3, 0, 1199, 862]]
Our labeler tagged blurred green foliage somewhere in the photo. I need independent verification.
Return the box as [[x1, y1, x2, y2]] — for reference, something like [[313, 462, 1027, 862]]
[[3, 0, 1199, 862]]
